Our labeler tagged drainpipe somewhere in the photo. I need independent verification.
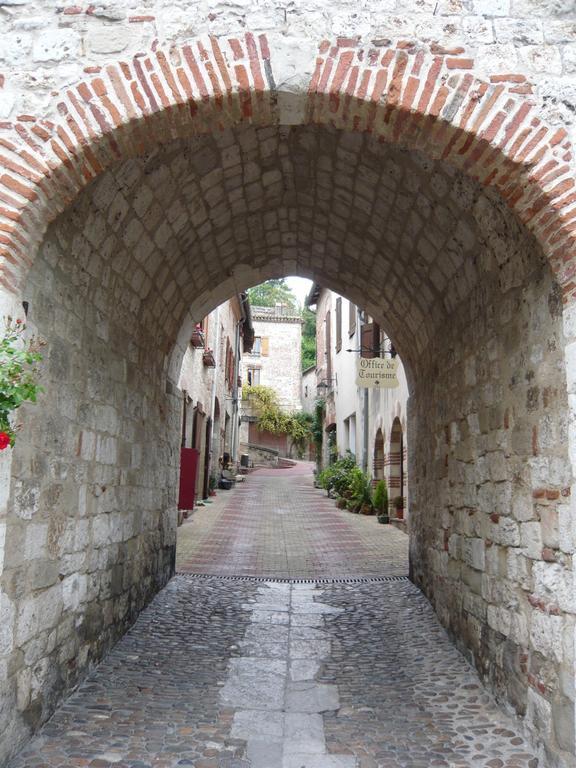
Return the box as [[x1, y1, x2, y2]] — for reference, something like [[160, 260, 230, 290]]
[[205, 305, 221, 488], [231, 293, 254, 463], [230, 317, 241, 464], [362, 388, 369, 474]]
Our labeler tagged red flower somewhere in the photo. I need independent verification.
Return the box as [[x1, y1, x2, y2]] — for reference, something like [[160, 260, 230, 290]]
[[0, 432, 10, 450]]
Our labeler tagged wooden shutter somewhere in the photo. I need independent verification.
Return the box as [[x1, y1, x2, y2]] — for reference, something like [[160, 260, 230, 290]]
[[348, 302, 356, 336], [361, 322, 381, 358], [261, 336, 269, 356], [325, 310, 332, 379], [336, 297, 342, 352]]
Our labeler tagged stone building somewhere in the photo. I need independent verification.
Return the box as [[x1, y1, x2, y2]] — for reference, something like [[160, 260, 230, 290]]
[[309, 285, 410, 523], [0, 1, 575, 764], [239, 304, 303, 460], [177, 293, 253, 512], [242, 305, 303, 412], [301, 364, 317, 415]]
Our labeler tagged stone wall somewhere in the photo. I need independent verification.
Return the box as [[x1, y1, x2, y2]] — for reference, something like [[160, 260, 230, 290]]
[[0, 212, 179, 764], [0, 2, 575, 763], [410, 196, 575, 763], [242, 313, 303, 412]]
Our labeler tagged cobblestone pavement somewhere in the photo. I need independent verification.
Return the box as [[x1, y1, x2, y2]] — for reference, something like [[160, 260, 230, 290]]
[[10, 577, 542, 768], [176, 463, 409, 579], [10, 465, 543, 768]]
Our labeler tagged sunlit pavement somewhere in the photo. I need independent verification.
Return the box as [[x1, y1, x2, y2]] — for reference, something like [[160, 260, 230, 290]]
[[176, 462, 409, 580]]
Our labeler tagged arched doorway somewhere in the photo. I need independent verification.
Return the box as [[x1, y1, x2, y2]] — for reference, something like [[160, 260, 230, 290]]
[[373, 428, 385, 483], [388, 418, 405, 521], [0, 33, 574, 764]]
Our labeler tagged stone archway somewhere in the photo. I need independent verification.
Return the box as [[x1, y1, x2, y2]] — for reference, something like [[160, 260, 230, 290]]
[[0, 34, 575, 765], [388, 417, 405, 520], [373, 428, 385, 483]]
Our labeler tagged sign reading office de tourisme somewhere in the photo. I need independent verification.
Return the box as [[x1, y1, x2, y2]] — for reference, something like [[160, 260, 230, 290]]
[[355, 357, 399, 389]]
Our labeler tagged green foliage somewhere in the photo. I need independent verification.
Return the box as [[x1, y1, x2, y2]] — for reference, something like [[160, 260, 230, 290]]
[[317, 452, 357, 497], [372, 479, 389, 514], [317, 452, 373, 512], [243, 384, 312, 457], [312, 399, 324, 452], [301, 335, 316, 372], [347, 467, 373, 511], [301, 306, 316, 371], [0, 319, 43, 448], [247, 279, 298, 310]]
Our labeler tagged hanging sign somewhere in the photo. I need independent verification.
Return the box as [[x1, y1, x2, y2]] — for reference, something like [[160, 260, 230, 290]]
[[356, 357, 399, 389]]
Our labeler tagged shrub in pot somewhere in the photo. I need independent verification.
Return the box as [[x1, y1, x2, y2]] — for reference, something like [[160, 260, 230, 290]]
[[373, 479, 389, 524], [393, 495, 405, 519]]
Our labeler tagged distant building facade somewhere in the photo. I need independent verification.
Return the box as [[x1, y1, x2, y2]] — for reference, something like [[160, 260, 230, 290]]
[[240, 305, 303, 461], [308, 285, 410, 524], [301, 365, 316, 415], [177, 294, 253, 515]]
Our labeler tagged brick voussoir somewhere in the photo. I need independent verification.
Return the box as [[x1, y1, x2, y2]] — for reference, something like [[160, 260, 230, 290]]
[[0, 34, 575, 298]]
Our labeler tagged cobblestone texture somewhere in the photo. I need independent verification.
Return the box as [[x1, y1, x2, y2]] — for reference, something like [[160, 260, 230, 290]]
[[8, 576, 543, 768], [176, 464, 409, 580], [8, 466, 545, 768]]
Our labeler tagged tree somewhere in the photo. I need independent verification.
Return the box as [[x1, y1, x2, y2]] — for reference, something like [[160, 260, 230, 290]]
[[247, 279, 298, 310], [301, 306, 316, 371]]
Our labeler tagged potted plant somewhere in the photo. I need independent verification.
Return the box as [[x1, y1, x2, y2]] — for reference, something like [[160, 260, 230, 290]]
[[393, 495, 405, 520], [373, 479, 389, 524], [348, 467, 373, 515], [191, 324, 205, 348]]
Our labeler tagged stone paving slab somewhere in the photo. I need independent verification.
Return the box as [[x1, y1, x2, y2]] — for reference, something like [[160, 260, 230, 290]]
[[176, 463, 409, 580]]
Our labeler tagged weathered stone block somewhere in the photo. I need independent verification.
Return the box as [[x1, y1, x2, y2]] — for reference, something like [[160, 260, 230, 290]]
[[16, 585, 62, 646], [32, 29, 80, 62], [530, 611, 564, 662]]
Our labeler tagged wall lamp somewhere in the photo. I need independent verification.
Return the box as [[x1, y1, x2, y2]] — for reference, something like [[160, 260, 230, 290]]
[[316, 377, 336, 394]]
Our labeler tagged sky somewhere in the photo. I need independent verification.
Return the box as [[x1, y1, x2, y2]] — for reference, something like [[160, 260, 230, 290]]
[[285, 276, 313, 308]]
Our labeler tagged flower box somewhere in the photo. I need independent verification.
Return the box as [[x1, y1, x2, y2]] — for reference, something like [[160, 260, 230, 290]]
[[203, 349, 216, 367], [191, 328, 205, 348]]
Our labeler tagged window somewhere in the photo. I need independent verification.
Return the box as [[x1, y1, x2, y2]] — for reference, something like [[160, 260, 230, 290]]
[[253, 337, 262, 356], [247, 367, 261, 386], [325, 310, 332, 380], [360, 321, 381, 358], [348, 301, 356, 336], [335, 297, 342, 353], [261, 336, 269, 356]]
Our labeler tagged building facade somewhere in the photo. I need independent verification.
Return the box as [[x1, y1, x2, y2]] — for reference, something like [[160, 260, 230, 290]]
[[177, 294, 253, 514], [309, 285, 410, 523], [239, 305, 303, 461]]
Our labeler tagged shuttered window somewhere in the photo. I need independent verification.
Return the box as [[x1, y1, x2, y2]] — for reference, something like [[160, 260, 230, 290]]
[[335, 297, 342, 353], [261, 336, 269, 356], [348, 301, 356, 336], [325, 310, 332, 379], [360, 322, 381, 358]]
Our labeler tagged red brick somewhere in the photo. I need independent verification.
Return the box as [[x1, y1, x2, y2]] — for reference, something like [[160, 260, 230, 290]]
[[446, 58, 474, 69]]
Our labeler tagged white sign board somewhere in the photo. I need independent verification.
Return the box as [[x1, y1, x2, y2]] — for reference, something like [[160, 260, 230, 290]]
[[356, 357, 399, 389]]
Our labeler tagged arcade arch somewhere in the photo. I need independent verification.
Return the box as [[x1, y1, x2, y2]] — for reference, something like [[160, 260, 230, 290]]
[[0, 35, 575, 765]]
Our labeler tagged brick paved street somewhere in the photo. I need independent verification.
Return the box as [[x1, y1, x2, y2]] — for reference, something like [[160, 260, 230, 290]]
[[9, 466, 544, 768], [176, 463, 409, 579]]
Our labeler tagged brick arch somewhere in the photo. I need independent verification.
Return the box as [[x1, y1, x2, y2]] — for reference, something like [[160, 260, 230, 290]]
[[0, 34, 575, 298]]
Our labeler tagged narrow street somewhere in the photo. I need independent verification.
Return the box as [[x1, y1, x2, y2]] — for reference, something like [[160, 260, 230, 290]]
[[10, 465, 541, 768]]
